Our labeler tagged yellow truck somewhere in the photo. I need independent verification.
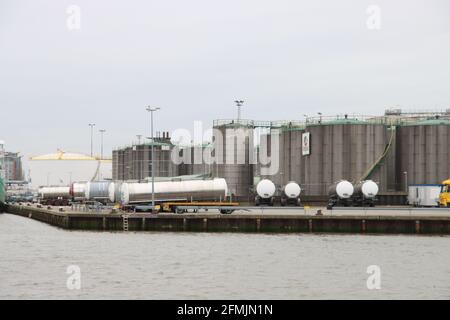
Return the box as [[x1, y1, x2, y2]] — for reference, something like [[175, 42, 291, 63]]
[[439, 179, 450, 207]]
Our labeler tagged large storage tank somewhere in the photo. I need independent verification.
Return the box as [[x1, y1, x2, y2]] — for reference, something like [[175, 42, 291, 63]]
[[264, 119, 392, 197], [118, 178, 228, 205], [112, 135, 178, 181], [396, 119, 450, 187], [212, 121, 254, 201], [86, 181, 112, 202]]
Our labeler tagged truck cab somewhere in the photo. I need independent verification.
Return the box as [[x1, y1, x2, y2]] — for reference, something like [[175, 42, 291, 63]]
[[439, 179, 450, 207]]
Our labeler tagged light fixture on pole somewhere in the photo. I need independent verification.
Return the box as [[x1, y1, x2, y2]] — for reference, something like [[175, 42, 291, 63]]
[[88, 123, 96, 157], [404, 171, 408, 192], [146, 106, 161, 214], [317, 112, 322, 124], [235, 100, 244, 121], [99, 129, 106, 160]]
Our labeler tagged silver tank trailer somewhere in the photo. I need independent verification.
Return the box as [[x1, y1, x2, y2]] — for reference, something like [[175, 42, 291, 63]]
[[70, 182, 87, 201], [118, 178, 228, 205], [38, 186, 71, 206], [39, 186, 71, 200], [86, 181, 112, 203]]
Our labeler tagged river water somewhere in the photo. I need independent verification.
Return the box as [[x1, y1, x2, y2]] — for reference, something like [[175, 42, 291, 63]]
[[0, 213, 449, 299]]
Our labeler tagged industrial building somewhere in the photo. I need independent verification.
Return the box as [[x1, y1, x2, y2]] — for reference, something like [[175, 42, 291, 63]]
[[0, 141, 24, 182], [112, 109, 450, 203]]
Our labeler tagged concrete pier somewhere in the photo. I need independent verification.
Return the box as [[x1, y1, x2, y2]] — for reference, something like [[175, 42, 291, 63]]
[[6, 204, 450, 235]]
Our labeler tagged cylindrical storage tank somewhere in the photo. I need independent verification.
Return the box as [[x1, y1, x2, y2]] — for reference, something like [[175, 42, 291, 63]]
[[70, 182, 87, 201], [211, 122, 254, 200], [328, 180, 354, 199], [303, 120, 390, 196], [108, 182, 123, 203], [283, 181, 301, 199], [86, 181, 112, 201], [354, 180, 379, 199], [256, 179, 276, 199], [39, 186, 71, 200], [396, 119, 450, 187], [120, 178, 228, 205]]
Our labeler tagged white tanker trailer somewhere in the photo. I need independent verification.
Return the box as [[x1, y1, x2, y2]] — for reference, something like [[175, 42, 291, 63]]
[[38, 186, 71, 206], [327, 180, 354, 209], [280, 181, 302, 206], [352, 180, 379, 207], [115, 178, 228, 205], [255, 179, 276, 206], [69, 182, 87, 202]]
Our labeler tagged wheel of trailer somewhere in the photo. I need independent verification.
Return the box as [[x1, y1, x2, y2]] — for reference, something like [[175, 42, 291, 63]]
[[296, 198, 301, 207], [327, 203, 333, 210], [220, 209, 234, 214], [175, 207, 183, 214], [269, 197, 274, 206], [255, 196, 260, 206], [280, 198, 287, 207]]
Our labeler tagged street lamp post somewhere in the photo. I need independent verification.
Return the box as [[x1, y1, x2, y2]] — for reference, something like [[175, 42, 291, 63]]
[[318, 112, 322, 124], [235, 100, 244, 121], [88, 123, 96, 157], [146, 106, 160, 213], [404, 171, 408, 192], [99, 129, 106, 160]]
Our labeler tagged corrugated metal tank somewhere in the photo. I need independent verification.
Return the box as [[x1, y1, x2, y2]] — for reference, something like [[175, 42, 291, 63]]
[[39, 186, 71, 200], [396, 119, 450, 186], [266, 120, 392, 196], [86, 181, 112, 201], [118, 178, 228, 204], [212, 123, 254, 200]]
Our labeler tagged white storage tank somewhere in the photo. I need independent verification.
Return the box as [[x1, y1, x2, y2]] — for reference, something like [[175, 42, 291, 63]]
[[328, 180, 354, 199], [354, 180, 379, 199], [256, 179, 276, 199], [70, 182, 87, 201], [39, 186, 71, 200], [283, 182, 301, 199], [119, 178, 228, 205]]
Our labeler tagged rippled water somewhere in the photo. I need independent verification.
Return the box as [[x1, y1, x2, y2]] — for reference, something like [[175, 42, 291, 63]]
[[0, 213, 449, 299]]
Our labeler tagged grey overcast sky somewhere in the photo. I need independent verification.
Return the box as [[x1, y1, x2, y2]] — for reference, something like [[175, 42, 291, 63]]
[[1, 0, 449, 162]]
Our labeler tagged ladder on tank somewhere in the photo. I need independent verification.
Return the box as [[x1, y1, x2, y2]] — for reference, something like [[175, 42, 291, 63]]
[[122, 214, 129, 232]]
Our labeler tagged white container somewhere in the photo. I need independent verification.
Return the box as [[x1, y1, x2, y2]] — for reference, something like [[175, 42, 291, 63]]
[[119, 178, 228, 205], [354, 180, 379, 199], [256, 179, 276, 199], [283, 182, 301, 199], [328, 180, 354, 199], [408, 184, 441, 207]]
